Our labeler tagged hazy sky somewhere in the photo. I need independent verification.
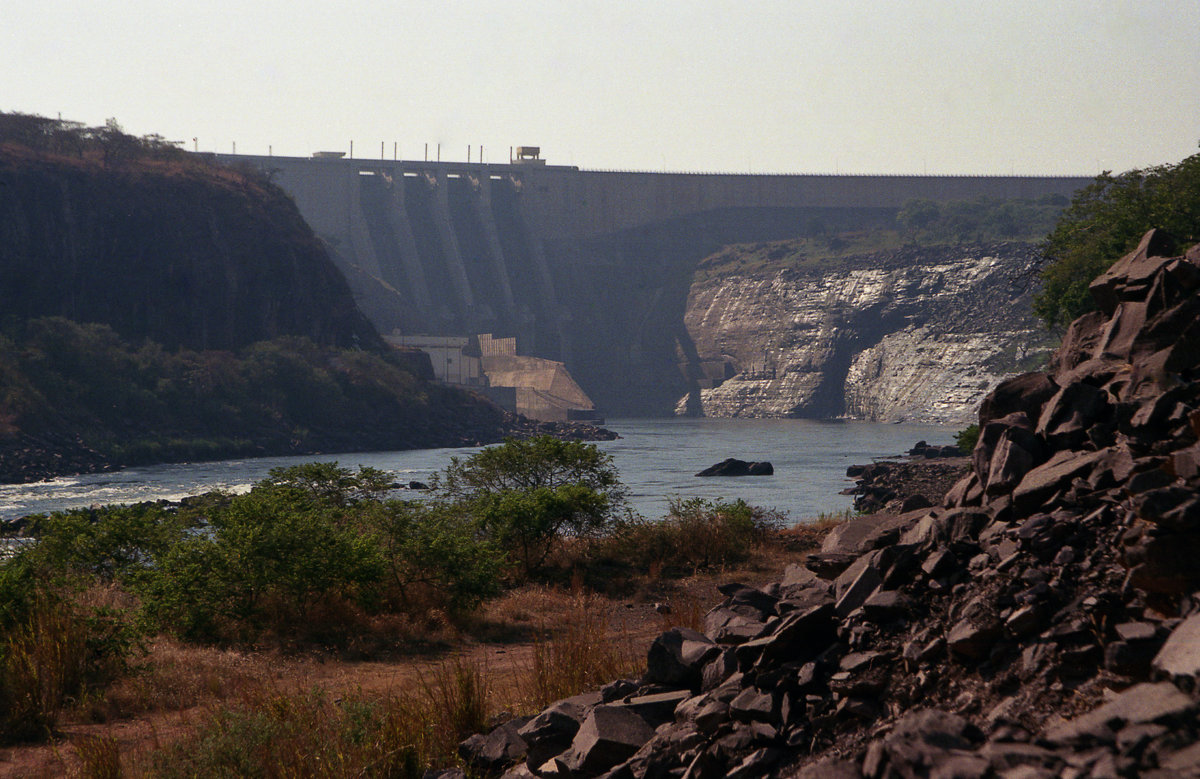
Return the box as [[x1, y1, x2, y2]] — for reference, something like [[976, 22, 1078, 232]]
[[5, 1, 1198, 175]]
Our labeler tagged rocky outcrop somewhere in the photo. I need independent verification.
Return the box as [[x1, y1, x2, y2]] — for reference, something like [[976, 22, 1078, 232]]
[[696, 459, 774, 477], [676, 243, 1056, 424], [843, 456, 971, 514], [454, 231, 1200, 778]]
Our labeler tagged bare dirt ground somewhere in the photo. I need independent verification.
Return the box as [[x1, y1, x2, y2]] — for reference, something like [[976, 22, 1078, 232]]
[[1, 530, 823, 778]]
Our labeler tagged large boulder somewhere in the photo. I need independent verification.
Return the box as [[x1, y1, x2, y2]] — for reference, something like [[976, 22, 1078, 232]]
[[696, 458, 774, 476], [560, 705, 656, 776], [645, 628, 720, 689]]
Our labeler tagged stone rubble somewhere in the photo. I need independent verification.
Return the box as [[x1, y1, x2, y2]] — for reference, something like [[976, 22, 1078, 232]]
[[454, 231, 1200, 778]]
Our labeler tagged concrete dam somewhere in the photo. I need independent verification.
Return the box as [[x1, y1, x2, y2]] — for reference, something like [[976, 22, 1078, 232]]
[[223, 153, 1091, 416]]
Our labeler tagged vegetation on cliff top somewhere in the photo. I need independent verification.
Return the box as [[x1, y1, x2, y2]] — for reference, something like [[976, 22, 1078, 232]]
[[1033, 150, 1200, 327], [693, 195, 1068, 281]]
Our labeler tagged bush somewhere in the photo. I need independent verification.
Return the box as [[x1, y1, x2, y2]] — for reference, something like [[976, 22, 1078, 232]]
[[1034, 151, 1200, 328], [137, 463, 505, 643], [599, 498, 785, 575], [137, 468, 388, 643], [955, 424, 980, 454], [364, 499, 503, 616], [439, 437, 628, 579]]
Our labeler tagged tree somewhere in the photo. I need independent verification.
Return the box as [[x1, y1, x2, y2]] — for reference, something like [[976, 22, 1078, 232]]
[[363, 500, 503, 614], [437, 437, 627, 577], [260, 461, 393, 508], [1034, 151, 1200, 328], [897, 199, 941, 234], [138, 468, 387, 642]]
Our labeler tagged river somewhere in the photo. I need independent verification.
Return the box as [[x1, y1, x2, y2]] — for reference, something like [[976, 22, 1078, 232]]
[[0, 418, 955, 523]]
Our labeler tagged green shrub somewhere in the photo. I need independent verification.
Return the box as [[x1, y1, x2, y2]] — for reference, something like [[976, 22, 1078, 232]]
[[955, 424, 980, 454], [364, 499, 503, 616], [1034, 152, 1200, 328], [138, 470, 387, 643], [439, 437, 628, 579], [137, 463, 505, 643], [600, 498, 784, 574]]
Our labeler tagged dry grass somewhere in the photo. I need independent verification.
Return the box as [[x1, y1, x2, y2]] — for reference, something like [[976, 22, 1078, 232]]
[[91, 639, 274, 721], [0, 597, 92, 743], [2, 519, 850, 776], [142, 657, 496, 779], [72, 735, 121, 779], [515, 592, 644, 711]]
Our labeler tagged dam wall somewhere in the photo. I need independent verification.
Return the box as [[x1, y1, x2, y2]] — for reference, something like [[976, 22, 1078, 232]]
[[222, 154, 1090, 415]]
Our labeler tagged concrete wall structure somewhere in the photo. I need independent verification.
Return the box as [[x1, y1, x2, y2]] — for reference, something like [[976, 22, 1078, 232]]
[[221, 153, 1091, 415], [384, 334, 482, 386]]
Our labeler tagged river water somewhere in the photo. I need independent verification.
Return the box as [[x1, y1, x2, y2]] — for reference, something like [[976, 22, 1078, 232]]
[[0, 418, 954, 523]]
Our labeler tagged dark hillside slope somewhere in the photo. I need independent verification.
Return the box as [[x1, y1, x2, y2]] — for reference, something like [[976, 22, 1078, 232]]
[[0, 144, 382, 351], [0, 134, 612, 483], [0, 321, 573, 484]]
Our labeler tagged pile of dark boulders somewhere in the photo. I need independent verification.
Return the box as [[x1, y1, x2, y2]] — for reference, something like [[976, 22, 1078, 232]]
[[0, 431, 114, 484], [844, 457, 971, 514], [447, 230, 1200, 778], [909, 441, 965, 459], [505, 416, 620, 444]]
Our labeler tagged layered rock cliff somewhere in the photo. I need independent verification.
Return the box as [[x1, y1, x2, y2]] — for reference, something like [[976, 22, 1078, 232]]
[[676, 243, 1057, 425]]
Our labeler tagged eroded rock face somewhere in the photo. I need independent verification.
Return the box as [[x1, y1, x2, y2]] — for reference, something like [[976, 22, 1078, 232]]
[[675, 244, 1055, 424]]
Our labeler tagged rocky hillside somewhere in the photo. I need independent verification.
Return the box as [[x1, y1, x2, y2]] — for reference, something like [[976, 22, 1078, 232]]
[[676, 243, 1056, 424], [450, 230, 1200, 778], [0, 143, 382, 351], [0, 128, 614, 482]]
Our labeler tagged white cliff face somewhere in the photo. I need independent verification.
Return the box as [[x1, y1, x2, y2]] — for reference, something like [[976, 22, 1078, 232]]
[[676, 244, 1054, 425]]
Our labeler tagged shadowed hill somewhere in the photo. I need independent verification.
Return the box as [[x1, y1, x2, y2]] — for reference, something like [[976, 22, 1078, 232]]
[[0, 142, 382, 352]]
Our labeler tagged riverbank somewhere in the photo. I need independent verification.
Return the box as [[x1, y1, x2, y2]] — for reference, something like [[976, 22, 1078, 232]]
[[0, 518, 837, 777], [0, 413, 616, 486]]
